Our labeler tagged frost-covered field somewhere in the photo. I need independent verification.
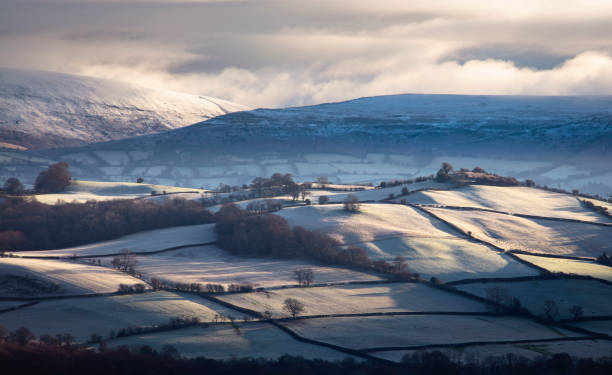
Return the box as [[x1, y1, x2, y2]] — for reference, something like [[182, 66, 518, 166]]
[[279, 204, 455, 244], [108, 323, 358, 361], [110, 245, 383, 288], [285, 315, 581, 350], [358, 237, 538, 281], [324, 180, 450, 203], [372, 339, 612, 362], [406, 186, 609, 223], [16, 223, 215, 258], [33, 180, 208, 204], [0, 258, 142, 296], [514, 254, 612, 282], [0, 291, 235, 342], [217, 283, 487, 318], [456, 279, 612, 319], [426, 208, 612, 258]]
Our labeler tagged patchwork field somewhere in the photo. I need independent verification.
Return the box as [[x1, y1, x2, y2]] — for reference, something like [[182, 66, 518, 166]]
[[279, 204, 457, 244], [0, 257, 143, 297], [514, 254, 612, 282], [425, 208, 612, 258], [356, 237, 538, 282], [405, 186, 609, 223], [106, 245, 383, 288], [0, 291, 236, 342], [217, 283, 487, 318], [455, 279, 612, 319], [16, 223, 215, 258], [108, 323, 358, 361], [372, 339, 612, 362], [284, 315, 581, 350], [1, 181, 611, 362]]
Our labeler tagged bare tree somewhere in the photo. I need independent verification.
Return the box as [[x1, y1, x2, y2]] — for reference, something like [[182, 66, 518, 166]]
[[111, 249, 137, 274], [288, 183, 302, 201], [435, 162, 454, 182], [3, 177, 24, 194], [294, 267, 314, 287], [569, 305, 584, 319], [246, 200, 267, 215], [283, 298, 305, 319], [542, 300, 559, 321], [343, 194, 360, 212], [485, 286, 511, 312], [300, 187, 310, 201]]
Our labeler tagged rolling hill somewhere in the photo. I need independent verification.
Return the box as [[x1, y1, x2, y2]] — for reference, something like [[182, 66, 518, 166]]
[[2, 94, 610, 196]]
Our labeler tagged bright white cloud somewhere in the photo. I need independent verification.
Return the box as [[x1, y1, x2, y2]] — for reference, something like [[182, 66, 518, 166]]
[[0, 0, 611, 107]]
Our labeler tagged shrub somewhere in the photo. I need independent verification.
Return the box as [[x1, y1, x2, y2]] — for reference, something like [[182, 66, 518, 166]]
[[318, 195, 329, 204], [0, 197, 213, 251]]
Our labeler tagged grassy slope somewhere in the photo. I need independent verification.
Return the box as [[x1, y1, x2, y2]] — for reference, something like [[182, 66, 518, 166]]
[[108, 245, 383, 288], [0, 291, 235, 342], [406, 186, 609, 223], [0, 258, 143, 296], [217, 283, 487, 318], [426, 207, 612, 258]]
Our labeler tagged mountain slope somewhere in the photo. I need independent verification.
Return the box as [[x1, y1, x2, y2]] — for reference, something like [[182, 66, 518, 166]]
[[0, 68, 248, 149], [3, 94, 612, 196]]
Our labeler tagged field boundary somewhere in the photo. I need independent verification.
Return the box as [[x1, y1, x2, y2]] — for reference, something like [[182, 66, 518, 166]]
[[360, 335, 607, 353], [13, 241, 217, 260], [446, 273, 612, 287], [408, 203, 612, 228]]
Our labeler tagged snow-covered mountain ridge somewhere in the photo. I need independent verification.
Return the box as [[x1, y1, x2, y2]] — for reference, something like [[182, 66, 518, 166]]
[[0, 68, 248, 150], [2, 94, 611, 196]]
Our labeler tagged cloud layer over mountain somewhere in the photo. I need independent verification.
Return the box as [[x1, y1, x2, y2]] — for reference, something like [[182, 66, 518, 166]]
[[1, 0, 611, 107]]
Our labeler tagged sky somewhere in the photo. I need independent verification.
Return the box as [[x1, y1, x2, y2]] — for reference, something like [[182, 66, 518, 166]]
[[1, 0, 612, 108]]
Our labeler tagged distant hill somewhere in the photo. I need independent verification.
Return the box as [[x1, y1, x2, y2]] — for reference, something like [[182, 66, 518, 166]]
[[2, 94, 611, 196], [0, 68, 248, 150]]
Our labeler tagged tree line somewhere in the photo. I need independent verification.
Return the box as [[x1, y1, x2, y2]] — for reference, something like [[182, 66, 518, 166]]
[[0, 197, 214, 251], [214, 203, 419, 280], [0, 333, 611, 375]]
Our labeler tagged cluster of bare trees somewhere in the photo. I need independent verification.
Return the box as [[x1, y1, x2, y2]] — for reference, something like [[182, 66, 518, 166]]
[[149, 278, 253, 294], [485, 286, 584, 321], [294, 267, 314, 287], [111, 249, 138, 275], [343, 194, 360, 212], [246, 199, 283, 214], [116, 283, 146, 294]]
